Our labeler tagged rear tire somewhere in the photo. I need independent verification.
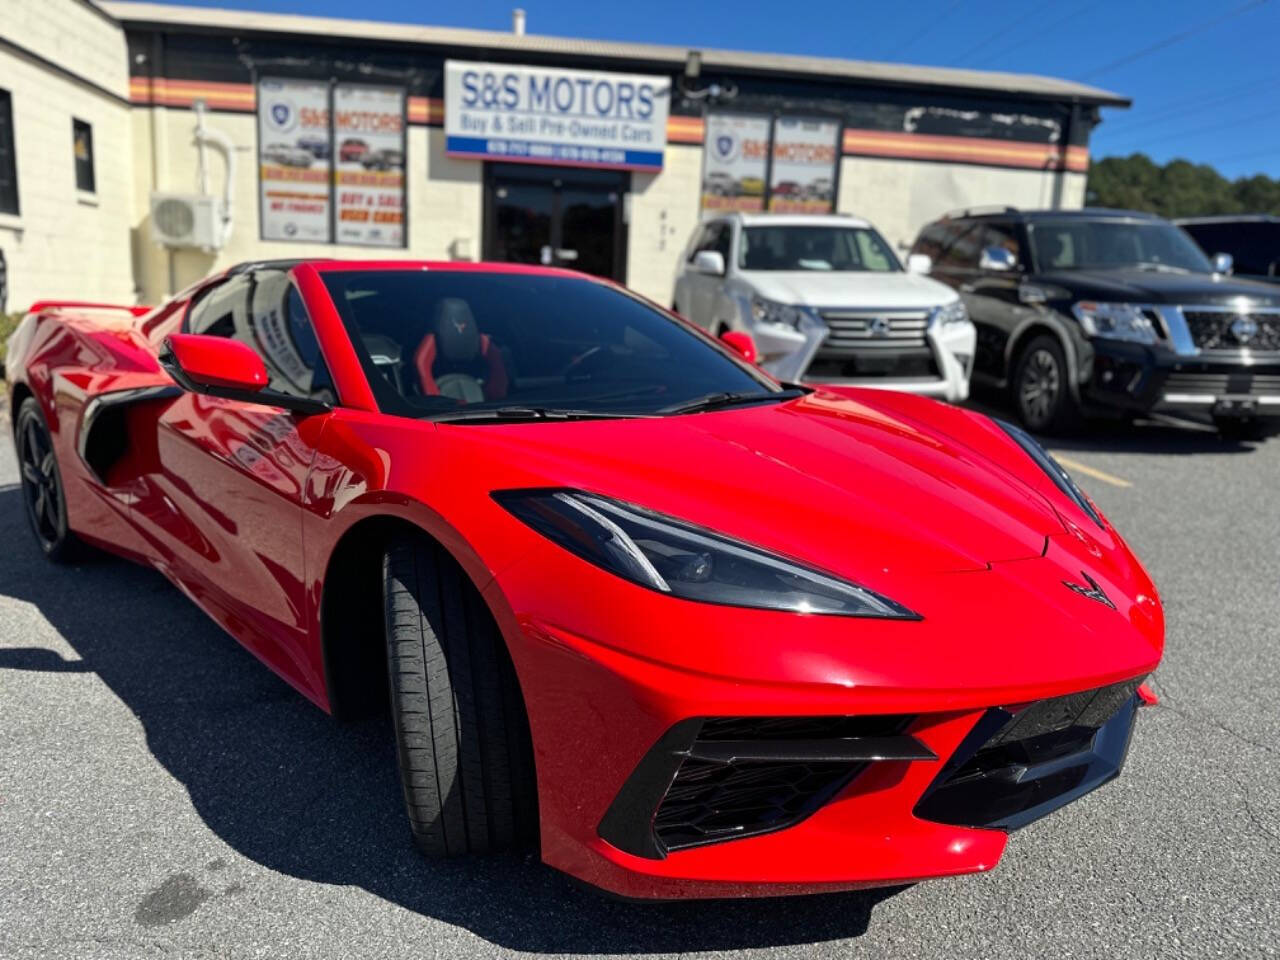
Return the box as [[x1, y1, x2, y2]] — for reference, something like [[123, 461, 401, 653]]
[[382, 534, 537, 857], [1012, 334, 1081, 434], [15, 397, 84, 563]]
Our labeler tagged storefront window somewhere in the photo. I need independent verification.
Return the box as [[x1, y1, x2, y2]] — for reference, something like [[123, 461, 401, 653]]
[[0, 89, 18, 215], [72, 118, 95, 193]]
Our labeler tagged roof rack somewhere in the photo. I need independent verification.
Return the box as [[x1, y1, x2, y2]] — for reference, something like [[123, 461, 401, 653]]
[[942, 205, 1021, 220]]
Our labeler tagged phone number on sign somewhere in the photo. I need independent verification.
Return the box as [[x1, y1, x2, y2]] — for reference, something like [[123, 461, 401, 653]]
[[483, 139, 627, 165]]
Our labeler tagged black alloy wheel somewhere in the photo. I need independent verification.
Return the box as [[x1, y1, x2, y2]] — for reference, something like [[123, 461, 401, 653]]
[[15, 397, 79, 562], [1014, 334, 1080, 433]]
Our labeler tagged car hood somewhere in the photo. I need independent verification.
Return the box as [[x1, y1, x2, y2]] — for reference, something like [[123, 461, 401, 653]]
[[1035, 267, 1280, 306], [741, 270, 958, 310], [446, 389, 1077, 584]]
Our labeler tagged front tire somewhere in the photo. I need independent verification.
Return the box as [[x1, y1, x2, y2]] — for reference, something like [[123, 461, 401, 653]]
[[1012, 334, 1080, 434], [382, 534, 537, 857], [15, 397, 82, 562]]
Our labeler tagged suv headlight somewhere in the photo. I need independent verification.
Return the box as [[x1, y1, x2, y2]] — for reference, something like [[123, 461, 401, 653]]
[[750, 294, 810, 329], [495, 489, 920, 619], [929, 300, 969, 326], [1072, 301, 1157, 344]]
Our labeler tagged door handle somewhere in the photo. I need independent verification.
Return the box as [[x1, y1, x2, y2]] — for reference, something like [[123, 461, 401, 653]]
[[555, 248, 579, 261]]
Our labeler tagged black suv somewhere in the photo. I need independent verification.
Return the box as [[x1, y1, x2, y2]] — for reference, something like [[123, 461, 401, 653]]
[[1176, 215, 1280, 285], [910, 207, 1280, 437]]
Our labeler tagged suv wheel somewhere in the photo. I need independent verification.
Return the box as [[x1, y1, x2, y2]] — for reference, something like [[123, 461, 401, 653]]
[[1013, 335, 1080, 433]]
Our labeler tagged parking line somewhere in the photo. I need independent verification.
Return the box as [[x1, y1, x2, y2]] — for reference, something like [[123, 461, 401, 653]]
[[1050, 454, 1133, 489]]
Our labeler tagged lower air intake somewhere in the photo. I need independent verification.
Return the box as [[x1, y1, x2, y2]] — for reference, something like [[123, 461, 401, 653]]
[[914, 678, 1145, 831], [598, 715, 932, 859]]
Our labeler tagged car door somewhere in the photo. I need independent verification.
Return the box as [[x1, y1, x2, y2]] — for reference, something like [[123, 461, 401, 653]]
[[138, 270, 336, 694], [966, 220, 1032, 381]]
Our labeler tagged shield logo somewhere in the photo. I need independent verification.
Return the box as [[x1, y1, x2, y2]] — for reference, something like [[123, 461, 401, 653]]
[[271, 103, 291, 127], [715, 135, 734, 158]]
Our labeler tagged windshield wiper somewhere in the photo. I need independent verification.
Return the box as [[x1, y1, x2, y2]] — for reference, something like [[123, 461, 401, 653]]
[[1132, 262, 1191, 274], [431, 406, 646, 424], [659, 387, 807, 416]]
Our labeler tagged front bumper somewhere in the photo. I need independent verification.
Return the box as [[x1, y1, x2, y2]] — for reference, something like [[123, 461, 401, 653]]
[[753, 311, 976, 405], [1081, 339, 1280, 421], [486, 536, 1162, 899]]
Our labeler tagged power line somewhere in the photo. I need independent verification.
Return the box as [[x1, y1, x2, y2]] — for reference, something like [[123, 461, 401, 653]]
[[888, 0, 967, 57], [1124, 101, 1280, 149], [952, 1, 1052, 66], [1079, 0, 1270, 80], [1092, 72, 1280, 138], [972, 0, 1107, 68]]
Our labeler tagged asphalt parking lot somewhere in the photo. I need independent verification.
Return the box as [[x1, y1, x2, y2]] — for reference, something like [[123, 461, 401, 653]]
[[1, 395, 1277, 960]]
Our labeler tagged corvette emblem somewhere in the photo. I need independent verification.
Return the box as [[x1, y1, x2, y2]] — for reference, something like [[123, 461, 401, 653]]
[[1063, 571, 1115, 609]]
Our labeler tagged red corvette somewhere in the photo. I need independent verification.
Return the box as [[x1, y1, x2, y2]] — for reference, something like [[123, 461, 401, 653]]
[[6, 260, 1163, 899]]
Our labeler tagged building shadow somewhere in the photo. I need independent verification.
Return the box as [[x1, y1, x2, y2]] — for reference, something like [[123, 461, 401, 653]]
[[0, 485, 898, 953]]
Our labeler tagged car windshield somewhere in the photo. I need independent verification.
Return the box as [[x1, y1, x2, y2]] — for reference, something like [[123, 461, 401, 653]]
[[739, 225, 901, 272], [321, 270, 783, 420], [1029, 219, 1213, 273]]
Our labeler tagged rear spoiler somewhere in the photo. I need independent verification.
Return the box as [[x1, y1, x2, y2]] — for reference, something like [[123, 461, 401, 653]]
[[26, 300, 151, 317]]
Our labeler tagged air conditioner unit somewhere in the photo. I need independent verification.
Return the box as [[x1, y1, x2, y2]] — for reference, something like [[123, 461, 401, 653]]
[[150, 192, 224, 249]]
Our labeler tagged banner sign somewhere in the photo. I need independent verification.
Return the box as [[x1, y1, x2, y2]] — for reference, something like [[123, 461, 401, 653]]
[[257, 78, 332, 242], [334, 84, 406, 247], [444, 60, 669, 170], [768, 117, 840, 213], [700, 114, 770, 212]]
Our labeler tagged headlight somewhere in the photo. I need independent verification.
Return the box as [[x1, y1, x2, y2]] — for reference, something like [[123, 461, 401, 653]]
[[1072, 301, 1157, 344], [495, 489, 919, 619], [995, 419, 1104, 530], [750, 294, 809, 329], [929, 299, 969, 326]]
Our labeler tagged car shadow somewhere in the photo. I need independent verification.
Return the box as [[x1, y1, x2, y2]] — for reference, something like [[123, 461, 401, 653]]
[[0, 485, 899, 953], [962, 389, 1264, 456]]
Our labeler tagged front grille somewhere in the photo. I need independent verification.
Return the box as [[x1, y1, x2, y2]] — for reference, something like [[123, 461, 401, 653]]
[[819, 310, 930, 353], [1183, 310, 1280, 351], [598, 715, 931, 859], [1163, 372, 1280, 396], [914, 678, 1144, 831]]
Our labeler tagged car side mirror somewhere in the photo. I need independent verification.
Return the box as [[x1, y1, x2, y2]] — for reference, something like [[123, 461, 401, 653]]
[[160, 333, 330, 415], [719, 330, 758, 363], [1212, 252, 1234, 275], [693, 250, 726, 276], [979, 246, 1018, 272], [906, 253, 932, 275]]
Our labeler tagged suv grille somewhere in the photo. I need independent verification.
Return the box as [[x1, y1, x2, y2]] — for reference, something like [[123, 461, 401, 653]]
[[1163, 372, 1280, 395], [1183, 310, 1280, 351], [819, 310, 929, 353]]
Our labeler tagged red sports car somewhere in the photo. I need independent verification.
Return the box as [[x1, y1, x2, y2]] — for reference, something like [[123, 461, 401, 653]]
[[6, 260, 1163, 899]]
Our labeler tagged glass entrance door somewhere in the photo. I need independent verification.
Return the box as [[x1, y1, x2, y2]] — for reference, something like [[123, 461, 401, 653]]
[[485, 165, 628, 283]]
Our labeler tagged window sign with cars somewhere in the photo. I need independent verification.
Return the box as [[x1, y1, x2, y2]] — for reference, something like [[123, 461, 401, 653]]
[[257, 78, 332, 242], [701, 114, 770, 212], [334, 84, 406, 247], [767, 117, 839, 213], [443, 60, 669, 171]]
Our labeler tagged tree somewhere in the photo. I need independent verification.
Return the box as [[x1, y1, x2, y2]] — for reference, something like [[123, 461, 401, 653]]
[[1086, 153, 1280, 217]]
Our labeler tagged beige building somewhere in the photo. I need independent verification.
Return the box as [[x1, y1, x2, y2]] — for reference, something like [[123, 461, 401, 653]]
[[0, 0, 1126, 312]]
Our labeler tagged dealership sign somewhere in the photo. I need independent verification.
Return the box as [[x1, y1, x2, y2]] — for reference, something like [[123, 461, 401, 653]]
[[701, 114, 770, 212], [258, 78, 332, 242], [444, 60, 670, 170]]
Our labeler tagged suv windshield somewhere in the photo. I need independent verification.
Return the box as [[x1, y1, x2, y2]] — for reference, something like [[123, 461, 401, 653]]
[[1029, 219, 1212, 274], [739, 225, 901, 272], [321, 270, 783, 420]]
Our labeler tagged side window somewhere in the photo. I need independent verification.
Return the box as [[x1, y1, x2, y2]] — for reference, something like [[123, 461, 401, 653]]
[[710, 222, 731, 260], [937, 222, 981, 270], [247, 272, 336, 404], [187, 275, 251, 337]]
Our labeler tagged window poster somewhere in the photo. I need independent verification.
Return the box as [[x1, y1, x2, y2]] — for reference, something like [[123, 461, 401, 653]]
[[768, 117, 840, 213], [333, 84, 406, 247], [257, 78, 332, 242], [701, 114, 770, 212]]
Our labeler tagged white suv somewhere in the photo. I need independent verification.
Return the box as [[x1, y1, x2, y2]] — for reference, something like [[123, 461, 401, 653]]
[[672, 213, 976, 402]]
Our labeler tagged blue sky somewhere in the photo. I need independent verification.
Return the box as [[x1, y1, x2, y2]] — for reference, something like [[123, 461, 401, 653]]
[[157, 0, 1280, 179]]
